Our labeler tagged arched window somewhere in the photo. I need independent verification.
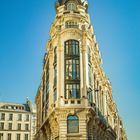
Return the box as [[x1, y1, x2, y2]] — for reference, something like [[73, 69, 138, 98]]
[[67, 115, 79, 133], [64, 40, 80, 99], [66, 1, 77, 11]]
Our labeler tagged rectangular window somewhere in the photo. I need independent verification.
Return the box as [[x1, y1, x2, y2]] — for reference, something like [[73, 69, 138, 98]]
[[67, 115, 79, 133], [54, 88, 57, 102], [54, 47, 57, 64], [0, 123, 4, 130], [8, 123, 12, 130], [87, 90, 93, 103], [65, 40, 80, 99], [88, 47, 91, 63], [25, 124, 29, 131], [0, 133, 3, 140], [9, 114, 13, 121], [42, 67, 49, 122], [0, 113, 5, 120], [24, 134, 28, 140], [18, 114, 22, 121], [65, 59, 80, 80], [65, 21, 79, 29], [17, 134, 20, 140], [17, 124, 21, 130], [65, 84, 80, 99], [54, 56, 57, 102], [26, 115, 29, 121], [7, 133, 11, 140], [54, 64, 57, 87], [46, 62, 49, 101], [88, 65, 93, 87], [54, 47, 57, 98]]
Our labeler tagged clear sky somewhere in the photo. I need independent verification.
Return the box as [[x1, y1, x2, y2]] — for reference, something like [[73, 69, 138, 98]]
[[0, 0, 139, 139]]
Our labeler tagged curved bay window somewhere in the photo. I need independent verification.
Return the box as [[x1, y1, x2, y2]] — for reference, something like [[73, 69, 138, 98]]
[[67, 115, 79, 133], [65, 40, 80, 99]]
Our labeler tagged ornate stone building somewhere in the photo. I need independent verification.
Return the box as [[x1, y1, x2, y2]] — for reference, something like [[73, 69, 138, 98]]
[[35, 0, 127, 139]]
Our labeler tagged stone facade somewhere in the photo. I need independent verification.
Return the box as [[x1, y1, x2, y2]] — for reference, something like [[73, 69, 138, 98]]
[[35, 0, 127, 139], [0, 99, 36, 140]]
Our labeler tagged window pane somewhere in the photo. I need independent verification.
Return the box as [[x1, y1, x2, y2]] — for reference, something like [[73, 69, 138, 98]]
[[0, 133, 3, 140], [66, 45, 68, 55], [9, 114, 13, 121], [73, 84, 77, 98], [8, 133, 11, 140], [76, 46, 79, 55], [17, 134, 20, 140], [0, 123, 4, 130], [1, 113, 5, 120], [72, 60, 76, 80], [67, 116, 79, 133], [25, 134, 28, 140], [8, 123, 12, 130]]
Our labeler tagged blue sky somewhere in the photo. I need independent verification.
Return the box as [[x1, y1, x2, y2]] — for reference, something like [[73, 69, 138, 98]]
[[0, 0, 140, 139]]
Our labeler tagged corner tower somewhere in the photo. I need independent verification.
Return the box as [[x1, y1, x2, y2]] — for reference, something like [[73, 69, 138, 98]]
[[35, 0, 127, 140]]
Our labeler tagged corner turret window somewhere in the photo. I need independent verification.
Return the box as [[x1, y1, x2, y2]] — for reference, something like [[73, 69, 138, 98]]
[[66, 1, 77, 11], [67, 115, 79, 133]]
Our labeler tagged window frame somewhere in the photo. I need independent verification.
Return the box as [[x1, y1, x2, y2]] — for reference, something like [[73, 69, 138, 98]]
[[0, 133, 3, 140], [24, 134, 28, 140], [25, 124, 29, 131], [25, 115, 29, 121], [66, 1, 77, 11], [17, 123, 21, 130], [64, 40, 80, 99], [0, 122, 4, 130], [9, 114, 13, 121], [67, 115, 79, 133], [7, 133, 12, 140], [8, 123, 12, 130], [17, 134, 20, 140], [65, 21, 79, 28], [0, 113, 5, 120], [17, 114, 22, 121]]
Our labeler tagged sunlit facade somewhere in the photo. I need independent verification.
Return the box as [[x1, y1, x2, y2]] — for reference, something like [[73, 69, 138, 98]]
[[35, 0, 127, 139], [0, 100, 36, 140]]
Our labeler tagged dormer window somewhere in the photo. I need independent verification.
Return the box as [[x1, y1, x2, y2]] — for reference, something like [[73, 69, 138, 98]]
[[66, 1, 77, 11]]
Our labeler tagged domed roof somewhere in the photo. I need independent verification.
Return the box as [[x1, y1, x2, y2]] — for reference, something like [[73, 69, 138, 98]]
[[57, 0, 88, 5]]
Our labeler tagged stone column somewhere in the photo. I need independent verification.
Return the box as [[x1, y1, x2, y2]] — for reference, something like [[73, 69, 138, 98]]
[[59, 113, 67, 140], [81, 32, 88, 106], [49, 50, 54, 109], [57, 34, 64, 107], [103, 88, 108, 117], [79, 113, 88, 140]]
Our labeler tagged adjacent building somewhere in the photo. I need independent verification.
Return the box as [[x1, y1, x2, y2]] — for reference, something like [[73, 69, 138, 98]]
[[35, 0, 127, 139], [0, 99, 36, 140]]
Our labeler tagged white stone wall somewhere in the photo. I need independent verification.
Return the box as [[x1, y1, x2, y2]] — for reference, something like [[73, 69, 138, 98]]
[[0, 102, 36, 140]]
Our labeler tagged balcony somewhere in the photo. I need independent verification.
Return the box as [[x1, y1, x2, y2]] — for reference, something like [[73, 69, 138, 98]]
[[64, 99, 81, 105]]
